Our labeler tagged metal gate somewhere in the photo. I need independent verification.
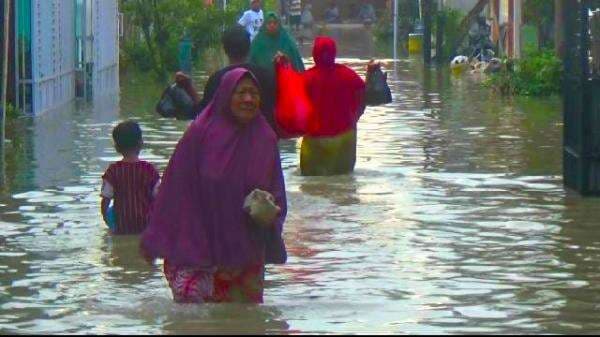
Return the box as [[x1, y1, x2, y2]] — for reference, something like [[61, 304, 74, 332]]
[[563, 1, 600, 195]]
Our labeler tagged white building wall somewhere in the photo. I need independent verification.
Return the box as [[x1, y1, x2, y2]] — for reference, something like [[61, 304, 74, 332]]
[[31, 0, 76, 115], [29, 0, 119, 115], [92, 0, 119, 100]]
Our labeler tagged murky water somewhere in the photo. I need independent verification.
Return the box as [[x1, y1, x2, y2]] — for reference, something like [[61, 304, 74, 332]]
[[2, 38, 600, 334]]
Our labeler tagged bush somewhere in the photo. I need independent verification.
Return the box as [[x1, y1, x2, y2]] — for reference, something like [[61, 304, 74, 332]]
[[485, 49, 563, 96], [374, 15, 393, 42], [121, 41, 155, 73], [5, 103, 22, 119]]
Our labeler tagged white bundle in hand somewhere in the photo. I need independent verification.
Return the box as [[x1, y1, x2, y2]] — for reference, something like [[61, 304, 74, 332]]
[[243, 189, 281, 228]]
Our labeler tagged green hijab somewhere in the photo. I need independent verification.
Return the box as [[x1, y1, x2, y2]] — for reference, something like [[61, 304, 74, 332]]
[[249, 12, 305, 73]]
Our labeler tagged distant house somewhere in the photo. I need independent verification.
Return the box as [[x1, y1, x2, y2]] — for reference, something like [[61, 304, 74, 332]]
[[6, 0, 120, 116]]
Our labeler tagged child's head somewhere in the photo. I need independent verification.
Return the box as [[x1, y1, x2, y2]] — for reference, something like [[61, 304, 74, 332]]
[[112, 121, 143, 156]]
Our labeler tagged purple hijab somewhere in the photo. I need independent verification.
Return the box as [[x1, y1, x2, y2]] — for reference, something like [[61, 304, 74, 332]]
[[141, 68, 287, 268]]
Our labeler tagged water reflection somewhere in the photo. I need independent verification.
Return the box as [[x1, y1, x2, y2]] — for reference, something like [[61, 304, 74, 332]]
[[101, 235, 154, 285], [298, 174, 361, 206], [3, 117, 36, 193], [161, 305, 291, 334]]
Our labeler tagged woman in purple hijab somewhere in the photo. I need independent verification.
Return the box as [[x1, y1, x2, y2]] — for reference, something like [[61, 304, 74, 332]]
[[141, 68, 287, 304]]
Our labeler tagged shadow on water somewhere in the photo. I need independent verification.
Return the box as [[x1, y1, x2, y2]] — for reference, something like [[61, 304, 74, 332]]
[[2, 29, 600, 334]]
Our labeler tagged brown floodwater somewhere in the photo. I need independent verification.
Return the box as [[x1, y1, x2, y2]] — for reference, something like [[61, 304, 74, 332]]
[[1, 33, 600, 334]]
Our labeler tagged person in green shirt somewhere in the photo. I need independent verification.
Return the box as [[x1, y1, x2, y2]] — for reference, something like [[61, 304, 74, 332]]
[[249, 11, 305, 76]]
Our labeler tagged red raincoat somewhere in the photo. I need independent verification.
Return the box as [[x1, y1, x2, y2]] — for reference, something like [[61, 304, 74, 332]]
[[303, 37, 366, 137]]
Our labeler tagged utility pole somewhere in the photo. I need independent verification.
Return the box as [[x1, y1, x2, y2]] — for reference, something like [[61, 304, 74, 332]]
[[393, 0, 398, 60]]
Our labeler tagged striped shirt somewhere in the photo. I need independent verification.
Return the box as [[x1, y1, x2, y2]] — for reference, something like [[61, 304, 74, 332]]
[[102, 161, 160, 235], [289, 0, 302, 16]]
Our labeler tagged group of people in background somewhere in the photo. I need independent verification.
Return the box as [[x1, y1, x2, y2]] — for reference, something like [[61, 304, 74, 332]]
[[240, 0, 380, 48], [239, 0, 378, 45], [100, 0, 382, 305], [324, 1, 377, 25]]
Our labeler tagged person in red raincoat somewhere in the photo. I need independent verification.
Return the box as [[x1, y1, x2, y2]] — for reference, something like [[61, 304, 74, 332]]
[[300, 36, 369, 176]]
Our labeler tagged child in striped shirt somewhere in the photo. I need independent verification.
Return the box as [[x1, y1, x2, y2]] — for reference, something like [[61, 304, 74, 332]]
[[101, 121, 160, 235]]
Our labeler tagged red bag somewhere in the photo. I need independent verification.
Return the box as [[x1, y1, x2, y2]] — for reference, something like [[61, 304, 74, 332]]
[[274, 62, 313, 139]]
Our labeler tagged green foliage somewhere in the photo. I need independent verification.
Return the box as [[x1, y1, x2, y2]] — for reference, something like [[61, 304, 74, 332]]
[[435, 8, 464, 60], [523, 0, 553, 28], [373, 14, 393, 42], [485, 49, 563, 96], [4, 103, 22, 119], [522, 0, 554, 49], [120, 0, 278, 80], [121, 40, 155, 73]]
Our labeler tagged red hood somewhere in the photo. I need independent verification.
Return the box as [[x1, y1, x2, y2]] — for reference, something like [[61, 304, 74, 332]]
[[312, 36, 337, 68]]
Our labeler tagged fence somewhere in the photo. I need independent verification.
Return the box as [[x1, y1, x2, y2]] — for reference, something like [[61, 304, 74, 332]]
[[563, 2, 600, 195]]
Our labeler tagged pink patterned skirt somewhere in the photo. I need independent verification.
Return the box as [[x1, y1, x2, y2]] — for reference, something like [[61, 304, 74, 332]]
[[163, 260, 265, 303]]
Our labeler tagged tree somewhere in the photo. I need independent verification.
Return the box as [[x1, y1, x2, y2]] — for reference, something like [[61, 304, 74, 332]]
[[120, 0, 278, 80], [121, 0, 202, 79], [523, 0, 554, 50]]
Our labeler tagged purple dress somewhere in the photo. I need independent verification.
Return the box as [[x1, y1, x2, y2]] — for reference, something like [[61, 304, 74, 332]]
[[141, 68, 287, 303]]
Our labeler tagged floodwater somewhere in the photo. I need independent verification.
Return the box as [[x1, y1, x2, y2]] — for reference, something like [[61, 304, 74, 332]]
[[2, 36, 600, 335]]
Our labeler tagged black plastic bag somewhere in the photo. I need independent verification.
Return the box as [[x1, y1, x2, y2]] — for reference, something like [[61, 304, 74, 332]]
[[156, 84, 195, 119], [365, 67, 392, 106]]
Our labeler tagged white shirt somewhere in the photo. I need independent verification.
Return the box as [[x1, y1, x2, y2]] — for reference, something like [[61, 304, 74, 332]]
[[238, 9, 264, 41], [101, 179, 161, 199], [289, 0, 302, 16]]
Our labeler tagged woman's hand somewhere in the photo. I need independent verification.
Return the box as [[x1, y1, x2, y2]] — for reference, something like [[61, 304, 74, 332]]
[[274, 52, 291, 67], [174, 71, 200, 105], [175, 71, 195, 91], [366, 59, 381, 74], [243, 189, 281, 228]]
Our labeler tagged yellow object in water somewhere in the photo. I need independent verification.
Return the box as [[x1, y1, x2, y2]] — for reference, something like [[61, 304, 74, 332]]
[[408, 33, 423, 54], [300, 129, 357, 176], [450, 63, 469, 76]]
